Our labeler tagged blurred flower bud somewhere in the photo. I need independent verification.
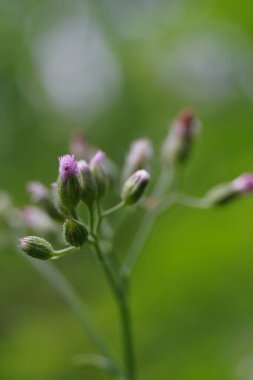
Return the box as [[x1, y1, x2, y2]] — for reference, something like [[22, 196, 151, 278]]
[[70, 131, 96, 161], [57, 155, 82, 212], [27, 182, 63, 222], [162, 109, 201, 165], [20, 206, 57, 233], [78, 160, 98, 207], [64, 218, 89, 247], [19, 236, 54, 260], [206, 173, 253, 205], [90, 151, 108, 199], [123, 138, 153, 180], [27, 182, 49, 202], [122, 170, 150, 205]]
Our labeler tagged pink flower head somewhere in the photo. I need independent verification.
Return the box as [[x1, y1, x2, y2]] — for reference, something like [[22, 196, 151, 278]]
[[90, 151, 106, 168], [232, 173, 253, 194], [59, 155, 79, 181]]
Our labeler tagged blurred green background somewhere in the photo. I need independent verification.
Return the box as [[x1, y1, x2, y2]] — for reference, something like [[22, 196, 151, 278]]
[[1, 0, 253, 379]]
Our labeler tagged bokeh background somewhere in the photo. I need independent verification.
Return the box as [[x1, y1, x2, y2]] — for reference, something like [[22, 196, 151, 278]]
[[1, 0, 253, 379]]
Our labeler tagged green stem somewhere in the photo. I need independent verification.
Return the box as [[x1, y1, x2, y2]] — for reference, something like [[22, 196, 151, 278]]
[[121, 167, 173, 278], [93, 241, 123, 299], [119, 292, 136, 380], [23, 256, 118, 365], [93, 241, 136, 380], [176, 193, 210, 209], [52, 246, 79, 258], [88, 203, 96, 236], [102, 201, 125, 217]]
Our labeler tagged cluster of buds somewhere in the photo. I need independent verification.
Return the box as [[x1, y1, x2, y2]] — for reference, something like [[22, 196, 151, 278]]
[[19, 147, 151, 260], [18, 107, 253, 261]]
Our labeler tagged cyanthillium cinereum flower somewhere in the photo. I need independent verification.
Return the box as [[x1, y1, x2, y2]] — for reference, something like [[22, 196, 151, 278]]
[[90, 151, 108, 199], [19, 236, 54, 260], [57, 155, 82, 213], [122, 169, 150, 205], [206, 173, 253, 205], [78, 160, 98, 207], [63, 218, 89, 247], [123, 138, 153, 180], [162, 108, 201, 165]]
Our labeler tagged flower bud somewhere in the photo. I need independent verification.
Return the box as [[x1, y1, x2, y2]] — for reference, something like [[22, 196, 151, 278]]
[[162, 109, 201, 165], [19, 236, 54, 260], [63, 218, 89, 247], [70, 131, 96, 161], [27, 182, 63, 222], [90, 151, 108, 200], [57, 155, 82, 212], [123, 138, 153, 179], [27, 182, 49, 201], [206, 173, 253, 205], [121, 170, 150, 205], [78, 160, 98, 207], [20, 206, 57, 233]]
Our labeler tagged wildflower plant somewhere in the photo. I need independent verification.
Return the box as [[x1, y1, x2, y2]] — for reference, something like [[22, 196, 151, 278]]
[[16, 109, 253, 379]]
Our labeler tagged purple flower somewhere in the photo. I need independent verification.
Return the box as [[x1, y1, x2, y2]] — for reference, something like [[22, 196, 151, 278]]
[[232, 174, 253, 194], [59, 155, 79, 181]]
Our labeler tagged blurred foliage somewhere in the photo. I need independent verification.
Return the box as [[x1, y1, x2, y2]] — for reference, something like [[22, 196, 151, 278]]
[[1, 1, 253, 379]]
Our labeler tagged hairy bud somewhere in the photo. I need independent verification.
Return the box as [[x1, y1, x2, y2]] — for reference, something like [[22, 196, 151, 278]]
[[57, 155, 82, 212], [162, 109, 200, 165], [90, 151, 108, 200], [64, 218, 89, 247], [123, 138, 153, 179], [206, 173, 253, 205], [122, 170, 150, 205], [78, 160, 98, 207], [19, 236, 54, 260]]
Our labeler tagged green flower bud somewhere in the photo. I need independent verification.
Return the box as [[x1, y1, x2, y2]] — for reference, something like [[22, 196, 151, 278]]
[[90, 151, 108, 199], [19, 236, 54, 260], [206, 174, 253, 206], [122, 170, 150, 205], [64, 218, 89, 247], [78, 160, 98, 207], [58, 155, 82, 213], [162, 109, 201, 166]]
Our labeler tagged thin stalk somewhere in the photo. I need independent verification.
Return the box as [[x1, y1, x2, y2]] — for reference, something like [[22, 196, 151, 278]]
[[102, 201, 125, 217], [121, 167, 173, 278], [23, 256, 118, 365], [88, 203, 96, 236], [93, 241, 123, 299], [119, 293, 136, 380], [93, 241, 136, 380], [53, 246, 79, 258], [176, 193, 210, 209]]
